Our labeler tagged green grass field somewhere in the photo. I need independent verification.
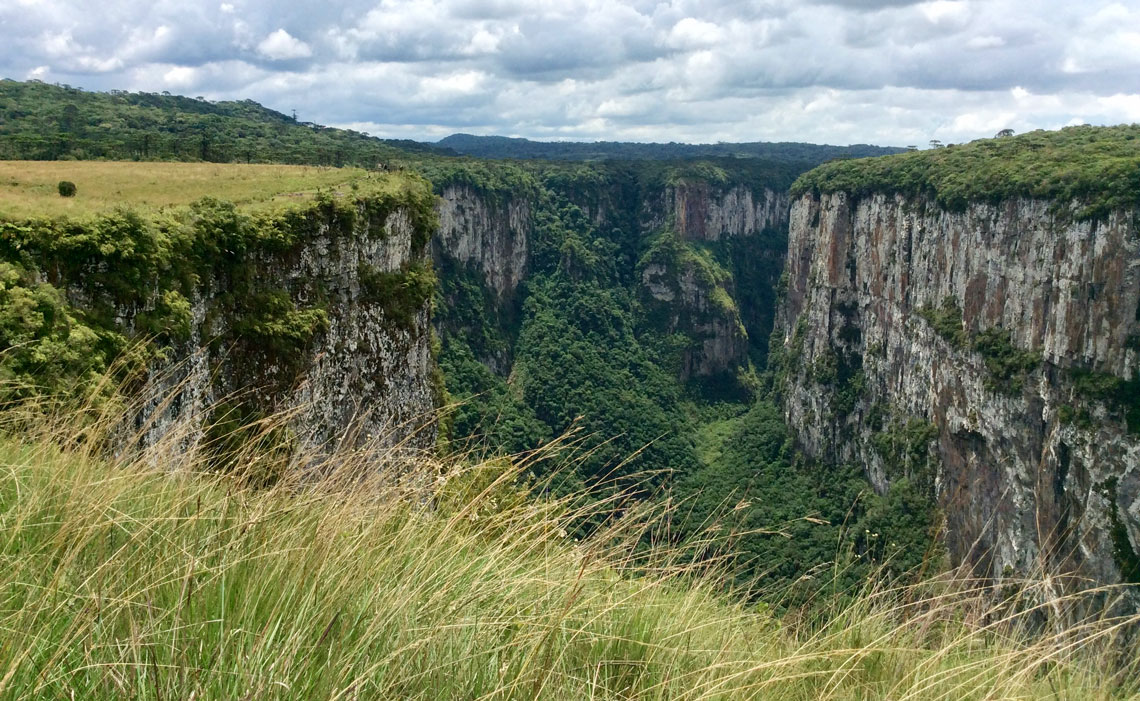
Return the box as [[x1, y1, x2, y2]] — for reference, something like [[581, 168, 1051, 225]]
[[0, 161, 406, 219], [0, 398, 1135, 700]]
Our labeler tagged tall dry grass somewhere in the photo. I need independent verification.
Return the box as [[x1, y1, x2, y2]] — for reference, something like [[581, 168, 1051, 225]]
[[0, 383, 1136, 700]]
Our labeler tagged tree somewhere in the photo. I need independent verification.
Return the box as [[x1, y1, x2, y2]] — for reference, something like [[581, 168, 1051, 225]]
[[995, 128, 1015, 138]]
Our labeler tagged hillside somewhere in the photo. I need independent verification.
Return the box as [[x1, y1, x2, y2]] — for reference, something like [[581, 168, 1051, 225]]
[[437, 132, 905, 164], [0, 79, 450, 165]]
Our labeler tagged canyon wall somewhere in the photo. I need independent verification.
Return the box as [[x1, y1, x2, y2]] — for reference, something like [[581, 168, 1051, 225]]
[[777, 191, 1140, 587], [433, 173, 789, 381], [135, 199, 439, 457]]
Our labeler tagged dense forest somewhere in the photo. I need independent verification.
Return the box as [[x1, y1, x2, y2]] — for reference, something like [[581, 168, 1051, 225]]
[[438, 132, 904, 164], [0, 79, 450, 165]]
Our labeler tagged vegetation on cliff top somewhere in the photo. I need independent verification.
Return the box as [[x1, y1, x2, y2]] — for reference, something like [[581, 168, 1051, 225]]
[[0, 163, 436, 406], [0, 161, 417, 219], [792, 124, 1140, 217]]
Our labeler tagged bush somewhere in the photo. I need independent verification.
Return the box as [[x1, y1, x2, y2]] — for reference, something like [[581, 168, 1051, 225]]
[[57, 180, 76, 197]]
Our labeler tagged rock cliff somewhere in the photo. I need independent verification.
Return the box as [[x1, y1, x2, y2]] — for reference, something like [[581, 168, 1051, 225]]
[[435, 182, 530, 299], [137, 198, 439, 457], [778, 190, 1140, 588], [432, 168, 789, 382]]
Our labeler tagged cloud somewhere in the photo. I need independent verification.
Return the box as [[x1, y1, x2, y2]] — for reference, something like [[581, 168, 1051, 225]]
[[0, 0, 1136, 145], [257, 29, 313, 60]]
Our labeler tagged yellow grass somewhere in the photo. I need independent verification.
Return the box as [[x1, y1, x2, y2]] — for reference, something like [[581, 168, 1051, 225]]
[[0, 161, 395, 219]]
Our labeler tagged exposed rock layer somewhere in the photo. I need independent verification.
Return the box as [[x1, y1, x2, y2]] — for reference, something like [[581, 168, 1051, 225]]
[[778, 191, 1140, 587], [136, 202, 437, 457]]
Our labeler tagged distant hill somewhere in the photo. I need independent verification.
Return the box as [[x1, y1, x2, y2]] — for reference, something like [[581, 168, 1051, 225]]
[[436, 133, 905, 164], [0, 79, 453, 165], [0, 79, 902, 170]]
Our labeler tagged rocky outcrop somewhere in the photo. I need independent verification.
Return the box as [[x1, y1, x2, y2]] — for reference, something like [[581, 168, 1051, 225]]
[[778, 191, 1140, 588], [639, 183, 789, 378], [435, 183, 530, 298], [665, 183, 788, 242], [641, 256, 748, 380], [135, 201, 438, 458]]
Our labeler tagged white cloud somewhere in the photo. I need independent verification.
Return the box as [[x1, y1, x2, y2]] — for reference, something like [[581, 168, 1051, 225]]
[[666, 18, 723, 50], [966, 35, 1004, 50], [0, 0, 1136, 145], [163, 65, 198, 87], [257, 28, 312, 60]]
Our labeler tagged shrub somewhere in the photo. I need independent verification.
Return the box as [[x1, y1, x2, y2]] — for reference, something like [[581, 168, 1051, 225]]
[[57, 180, 77, 197]]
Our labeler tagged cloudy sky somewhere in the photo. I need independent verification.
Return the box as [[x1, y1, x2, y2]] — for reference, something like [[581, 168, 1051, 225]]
[[2, 0, 1139, 146]]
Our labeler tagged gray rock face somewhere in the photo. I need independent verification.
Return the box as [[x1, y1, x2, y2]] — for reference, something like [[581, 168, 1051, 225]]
[[640, 259, 749, 379], [778, 191, 1140, 589], [135, 202, 437, 460], [644, 183, 789, 242], [435, 183, 530, 298]]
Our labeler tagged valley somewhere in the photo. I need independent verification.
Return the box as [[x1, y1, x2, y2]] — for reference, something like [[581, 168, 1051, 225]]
[[0, 79, 1138, 698]]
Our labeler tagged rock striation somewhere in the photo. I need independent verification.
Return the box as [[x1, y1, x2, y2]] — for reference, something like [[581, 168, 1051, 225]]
[[435, 183, 530, 299], [777, 190, 1140, 588], [132, 199, 439, 458]]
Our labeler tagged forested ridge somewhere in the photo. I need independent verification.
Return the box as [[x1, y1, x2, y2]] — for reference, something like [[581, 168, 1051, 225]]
[[0, 79, 449, 165], [437, 132, 905, 164]]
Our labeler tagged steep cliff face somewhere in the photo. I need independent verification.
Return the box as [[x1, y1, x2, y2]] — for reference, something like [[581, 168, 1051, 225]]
[[138, 201, 438, 456], [433, 168, 789, 382], [778, 190, 1140, 587], [435, 183, 530, 299], [659, 182, 787, 243], [638, 183, 788, 377]]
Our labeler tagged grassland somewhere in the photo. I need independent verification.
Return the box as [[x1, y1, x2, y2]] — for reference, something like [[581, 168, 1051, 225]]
[[0, 161, 403, 219], [0, 397, 1136, 700]]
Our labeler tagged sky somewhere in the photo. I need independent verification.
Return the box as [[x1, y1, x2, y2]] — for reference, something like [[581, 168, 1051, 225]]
[[1, 0, 1139, 146]]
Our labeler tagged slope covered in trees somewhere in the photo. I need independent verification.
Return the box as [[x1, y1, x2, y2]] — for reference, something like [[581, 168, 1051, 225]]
[[0, 79, 450, 165]]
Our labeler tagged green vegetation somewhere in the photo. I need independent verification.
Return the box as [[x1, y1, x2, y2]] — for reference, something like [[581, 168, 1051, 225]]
[[0, 79, 445, 165], [358, 260, 438, 327], [973, 327, 1041, 393], [437, 132, 904, 164], [1068, 367, 1140, 435], [917, 296, 968, 349], [792, 124, 1140, 218], [0, 163, 437, 409], [916, 297, 1041, 393], [55, 180, 75, 197], [0, 160, 396, 219], [0, 403, 1135, 699]]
